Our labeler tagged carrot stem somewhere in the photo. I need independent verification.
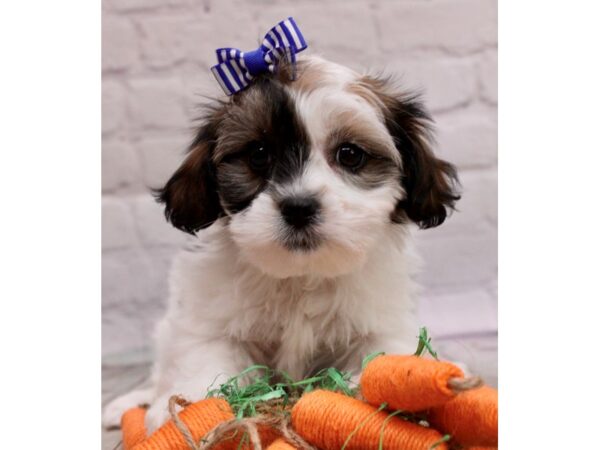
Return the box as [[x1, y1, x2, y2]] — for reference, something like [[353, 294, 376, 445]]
[[414, 327, 439, 360]]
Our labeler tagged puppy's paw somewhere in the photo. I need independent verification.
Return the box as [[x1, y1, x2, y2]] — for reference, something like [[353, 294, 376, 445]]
[[103, 388, 153, 429], [144, 396, 172, 433]]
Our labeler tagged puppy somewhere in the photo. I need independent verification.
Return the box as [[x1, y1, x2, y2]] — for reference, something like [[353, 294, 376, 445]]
[[103, 55, 460, 431]]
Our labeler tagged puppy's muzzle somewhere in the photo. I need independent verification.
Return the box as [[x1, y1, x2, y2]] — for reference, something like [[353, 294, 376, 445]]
[[279, 195, 320, 229]]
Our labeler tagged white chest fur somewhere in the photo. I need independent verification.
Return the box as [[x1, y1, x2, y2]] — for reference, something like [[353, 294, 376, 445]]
[[165, 222, 419, 379]]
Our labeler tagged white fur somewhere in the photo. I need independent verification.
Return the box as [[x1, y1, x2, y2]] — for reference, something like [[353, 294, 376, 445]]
[[104, 222, 421, 430], [103, 57, 425, 431]]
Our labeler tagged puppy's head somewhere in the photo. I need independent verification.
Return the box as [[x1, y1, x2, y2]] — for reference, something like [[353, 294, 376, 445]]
[[157, 56, 459, 278]]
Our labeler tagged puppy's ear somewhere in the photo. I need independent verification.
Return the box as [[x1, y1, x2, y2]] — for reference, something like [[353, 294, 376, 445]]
[[363, 77, 460, 228], [155, 121, 224, 234]]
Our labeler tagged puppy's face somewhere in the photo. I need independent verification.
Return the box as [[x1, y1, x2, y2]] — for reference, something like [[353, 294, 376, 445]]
[[158, 57, 459, 278]]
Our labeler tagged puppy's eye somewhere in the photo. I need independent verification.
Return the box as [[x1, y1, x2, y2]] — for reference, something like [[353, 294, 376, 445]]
[[247, 143, 270, 172], [336, 144, 366, 171]]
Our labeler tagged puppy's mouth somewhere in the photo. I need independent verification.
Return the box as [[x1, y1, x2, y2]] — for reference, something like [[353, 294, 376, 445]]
[[280, 226, 322, 252]]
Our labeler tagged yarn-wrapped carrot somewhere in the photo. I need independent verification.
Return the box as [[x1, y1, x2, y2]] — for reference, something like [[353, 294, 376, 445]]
[[361, 355, 477, 411], [265, 438, 297, 450], [121, 407, 148, 450], [428, 385, 498, 447], [291, 390, 448, 450], [121, 398, 236, 450]]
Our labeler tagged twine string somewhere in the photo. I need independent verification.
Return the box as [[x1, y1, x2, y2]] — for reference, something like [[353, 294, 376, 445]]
[[168, 396, 199, 450], [447, 376, 483, 393], [168, 395, 316, 450]]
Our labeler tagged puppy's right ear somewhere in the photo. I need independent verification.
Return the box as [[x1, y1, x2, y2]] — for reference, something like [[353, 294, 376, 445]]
[[155, 127, 223, 234]]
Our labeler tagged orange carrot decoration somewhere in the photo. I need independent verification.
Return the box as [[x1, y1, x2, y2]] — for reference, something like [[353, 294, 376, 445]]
[[428, 385, 498, 447], [360, 355, 471, 411], [121, 407, 148, 450], [291, 389, 448, 450], [119, 347, 496, 450], [265, 438, 298, 450], [121, 398, 236, 450]]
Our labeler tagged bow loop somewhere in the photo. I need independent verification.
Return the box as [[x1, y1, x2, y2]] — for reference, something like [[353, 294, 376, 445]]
[[210, 17, 307, 96]]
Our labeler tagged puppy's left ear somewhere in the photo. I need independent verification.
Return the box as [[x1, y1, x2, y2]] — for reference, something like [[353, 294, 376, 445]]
[[366, 78, 461, 228], [154, 116, 224, 234]]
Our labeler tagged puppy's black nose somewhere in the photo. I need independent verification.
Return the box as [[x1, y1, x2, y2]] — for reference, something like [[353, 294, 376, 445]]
[[279, 196, 320, 229]]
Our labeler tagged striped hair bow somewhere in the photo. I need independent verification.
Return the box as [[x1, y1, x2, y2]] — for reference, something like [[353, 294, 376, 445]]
[[210, 17, 308, 96]]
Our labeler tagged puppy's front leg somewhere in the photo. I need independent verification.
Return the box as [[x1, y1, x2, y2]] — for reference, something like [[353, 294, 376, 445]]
[[349, 333, 419, 387], [145, 334, 253, 432]]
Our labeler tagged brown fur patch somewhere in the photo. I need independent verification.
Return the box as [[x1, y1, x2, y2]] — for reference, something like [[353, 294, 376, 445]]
[[352, 75, 461, 228], [346, 79, 388, 112], [289, 59, 329, 94], [325, 110, 400, 163], [284, 57, 356, 95], [214, 87, 274, 163]]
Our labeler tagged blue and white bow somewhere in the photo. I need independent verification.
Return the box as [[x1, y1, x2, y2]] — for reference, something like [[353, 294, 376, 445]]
[[210, 17, 308, 96]]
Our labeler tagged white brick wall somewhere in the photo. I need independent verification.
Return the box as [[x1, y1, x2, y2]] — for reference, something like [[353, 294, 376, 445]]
[[102, 0, 498, 356]]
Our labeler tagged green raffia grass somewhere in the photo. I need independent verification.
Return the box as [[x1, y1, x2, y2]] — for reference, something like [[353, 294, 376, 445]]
[[203, 327, 450, 446], [339, 402, 388, 450], [236, 432, 248, 450], [205, 364, 358, 419], [362, 351, 386, 370], [429, 434, 451, 449], [206, 327, 440, 419], [414, 326, 439, 360], [377, 409, 404, 450]]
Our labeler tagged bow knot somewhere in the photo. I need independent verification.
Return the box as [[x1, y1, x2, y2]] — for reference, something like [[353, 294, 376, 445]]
[[211, 17, 308, 96]]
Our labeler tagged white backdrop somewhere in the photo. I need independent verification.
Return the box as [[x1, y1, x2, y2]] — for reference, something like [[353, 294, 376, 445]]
[[102, 0, 497, 357]]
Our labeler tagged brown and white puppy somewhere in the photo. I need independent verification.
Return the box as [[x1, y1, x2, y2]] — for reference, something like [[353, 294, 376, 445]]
[[103, 55, 459, 431]]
